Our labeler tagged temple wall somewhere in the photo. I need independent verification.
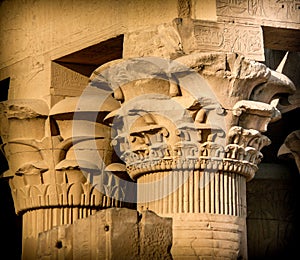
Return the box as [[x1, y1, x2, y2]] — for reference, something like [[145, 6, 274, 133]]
[[1, 0, 300, 102], [0, 0, 178, 101], [247, 163, 300, 259]]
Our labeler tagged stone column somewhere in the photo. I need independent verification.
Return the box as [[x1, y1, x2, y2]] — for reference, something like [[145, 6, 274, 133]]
[[0, 92, 130, 259], [96, 53, 295, 259], [0, 52, 295, 259]]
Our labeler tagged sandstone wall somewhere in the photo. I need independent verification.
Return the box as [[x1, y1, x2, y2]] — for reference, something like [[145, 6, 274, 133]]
[[0, 0, 178, 101]]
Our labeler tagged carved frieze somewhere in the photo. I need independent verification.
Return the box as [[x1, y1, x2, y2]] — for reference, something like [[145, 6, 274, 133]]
[[176, 19, 264, 61], [216, 0, 300, 29], [195, 21, 263, 59]]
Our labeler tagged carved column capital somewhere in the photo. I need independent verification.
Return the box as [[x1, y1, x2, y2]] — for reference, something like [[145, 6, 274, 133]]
[[0, 94, 129, 257], [98, 53, 295, 182], [88, 53, 294, 260]]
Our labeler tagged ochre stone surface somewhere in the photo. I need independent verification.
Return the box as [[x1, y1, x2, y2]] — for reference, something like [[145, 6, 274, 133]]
[[37, 208, 172, 260], [89, 52, 294, 259], [0, 1, 299, 259]]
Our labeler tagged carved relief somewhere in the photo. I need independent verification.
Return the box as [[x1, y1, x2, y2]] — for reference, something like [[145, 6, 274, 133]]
[[193, 21, 263, 60], [217, 0, 300, 26], [217, 0, 263, 16], [123, 23, 183, 59], [87, 53, 294, 196], [175, 18, 265, 61], [0, 93, 131, 216]]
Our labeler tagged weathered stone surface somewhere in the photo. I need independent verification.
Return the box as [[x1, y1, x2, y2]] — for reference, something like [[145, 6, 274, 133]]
[[176, 19, 265, 61], [278, 130, 300, 172], [123, 23, 183, 59], [37, 208, 172, 260], [176, 1, 300, 55], [175, 52, 295, 132], [171, 213, 247, 259], [190, 0, 217, 21], [0, 93, 131, 258], [139, 210, 173, 260], [0, 50, 296, 259], [51, 62, 89, 105], [0, 1, 299, 259], [88, 52, 294, 259], [247, 163, 300, 259], [0, 0, 178, 102], [275, 52, 300, 114], [216, 0, 300, 30]]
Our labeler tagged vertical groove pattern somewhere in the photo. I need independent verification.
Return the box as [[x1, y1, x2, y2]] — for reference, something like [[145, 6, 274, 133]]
[[22, 194, 129, 253], [138, 170, 246, 216]]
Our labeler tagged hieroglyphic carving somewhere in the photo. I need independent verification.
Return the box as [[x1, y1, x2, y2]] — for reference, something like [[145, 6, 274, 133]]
[[217, 0, 268, 16], [193, 21, 264, 60], [175, 19, 264, 61], [217, 0, 300, 27]]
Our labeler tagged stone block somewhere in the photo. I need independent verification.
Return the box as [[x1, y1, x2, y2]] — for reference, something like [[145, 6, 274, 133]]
[[123, 23, 183, 59], [216, 0, 300, 30], [176, 19, 264, 61], [37, 208, 172, 260]]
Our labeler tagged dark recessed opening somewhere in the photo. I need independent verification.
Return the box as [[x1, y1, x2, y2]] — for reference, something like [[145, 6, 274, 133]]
[[0, 77, 22, 258], [55, 240, 63, 249], [0, 77, 10, 102], [261, 108, 300, 164], [0, 155, 22, 259], [104, 224, 110, 232], [263, 26, 300, 52], [54, 35, 124, 77]]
